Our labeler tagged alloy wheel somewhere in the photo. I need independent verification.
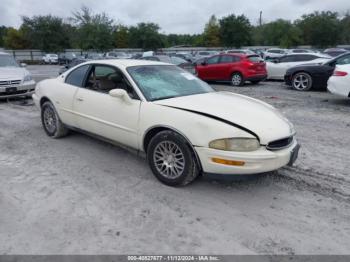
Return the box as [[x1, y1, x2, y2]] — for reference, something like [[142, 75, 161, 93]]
[[153, 141, 185, 179], [231, 74, 242, 86], [43, 106, 57, 133], [293, 73, 311, 91]]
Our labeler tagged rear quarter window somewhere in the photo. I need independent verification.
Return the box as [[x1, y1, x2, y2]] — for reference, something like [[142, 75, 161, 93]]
[[65, 65, 90, 87]]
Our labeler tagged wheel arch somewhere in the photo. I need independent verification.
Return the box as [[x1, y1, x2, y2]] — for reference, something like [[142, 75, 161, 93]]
[[231, 71, 243, 77], [143, 125, 203, 171], [40, 96, 52, 107]]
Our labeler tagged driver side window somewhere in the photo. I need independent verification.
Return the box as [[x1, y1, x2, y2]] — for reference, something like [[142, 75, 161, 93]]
[[85, 65, 138, 99]]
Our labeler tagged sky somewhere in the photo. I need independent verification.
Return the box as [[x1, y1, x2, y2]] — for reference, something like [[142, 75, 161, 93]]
[[0, 0, 349, 34]]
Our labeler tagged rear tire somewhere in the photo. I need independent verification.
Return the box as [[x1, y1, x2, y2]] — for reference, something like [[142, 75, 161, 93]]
[[147, 131, 199, 187], [231, 72, 244, 86], [41, 101, 69, 138], [292, 72, 313, 91]]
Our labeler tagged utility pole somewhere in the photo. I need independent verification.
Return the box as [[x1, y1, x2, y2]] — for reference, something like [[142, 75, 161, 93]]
[[259, 11, 262, 26]]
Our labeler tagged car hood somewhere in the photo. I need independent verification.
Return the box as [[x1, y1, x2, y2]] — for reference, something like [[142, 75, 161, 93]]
[[154, 92, 295, 144], [0, 67, 28, 80]]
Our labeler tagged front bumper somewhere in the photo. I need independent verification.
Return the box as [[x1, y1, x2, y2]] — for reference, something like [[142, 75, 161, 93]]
[[195, 139, 299, 175], [0, 80, 36, 99]]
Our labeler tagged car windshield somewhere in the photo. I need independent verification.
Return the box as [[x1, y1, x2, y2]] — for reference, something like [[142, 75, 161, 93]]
[[170, 56, 187, 65], [0, 55, 19, 67], [127, 65, 214, 101]]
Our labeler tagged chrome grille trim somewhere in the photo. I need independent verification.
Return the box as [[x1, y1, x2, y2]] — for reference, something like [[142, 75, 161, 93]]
[[0, 80, 21, 86]]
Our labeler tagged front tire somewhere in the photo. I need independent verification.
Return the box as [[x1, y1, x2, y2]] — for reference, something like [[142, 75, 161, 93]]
[[41, 101, 68, 138], [292, 72, 313, 91], [147, 131, 199, 187], [231, 72, 244, 86]]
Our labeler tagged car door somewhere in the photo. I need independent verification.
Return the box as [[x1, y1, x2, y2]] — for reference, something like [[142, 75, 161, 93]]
[[268, 56, 298, 79], [218, 55, 240, 80], [54, 64, 91, 127], [73, 64, 141, 149], [196, 55, 221, 80]]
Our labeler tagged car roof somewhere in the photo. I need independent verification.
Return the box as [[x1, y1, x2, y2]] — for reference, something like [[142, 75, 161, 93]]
[[283, 53, 327, 57], [80, 59, 173, 68], [220, 53, 251, 58]]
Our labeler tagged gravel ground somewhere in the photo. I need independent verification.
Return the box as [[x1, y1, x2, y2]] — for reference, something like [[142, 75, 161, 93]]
[[0, 65, 350, 255]]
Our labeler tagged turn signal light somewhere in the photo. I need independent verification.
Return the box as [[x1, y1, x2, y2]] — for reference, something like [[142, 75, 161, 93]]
[[212, 158, 245, 166], [333, 71, 348, 77]]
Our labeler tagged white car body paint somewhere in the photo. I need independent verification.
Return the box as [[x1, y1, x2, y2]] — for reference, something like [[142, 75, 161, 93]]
[[327, 64, 350, 98], [267, 54, 331, 80], [33, 59, 299, 176]]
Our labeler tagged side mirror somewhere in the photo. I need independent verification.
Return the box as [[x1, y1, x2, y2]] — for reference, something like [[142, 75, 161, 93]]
[[109, 89, 132, 103], [272, 59, 279, 63], [201, 61, 207, 66], [65, 65, 69, 69], [20, 63, 27, 67]]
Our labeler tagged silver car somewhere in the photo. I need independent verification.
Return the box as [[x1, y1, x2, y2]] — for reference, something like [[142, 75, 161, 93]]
[[0, 52, 35, 98]]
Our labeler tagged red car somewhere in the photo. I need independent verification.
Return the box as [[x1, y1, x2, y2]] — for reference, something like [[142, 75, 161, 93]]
[[196, 53, 267, 86]]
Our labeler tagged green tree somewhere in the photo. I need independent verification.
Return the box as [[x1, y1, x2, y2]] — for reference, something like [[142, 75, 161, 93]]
[[71, 6, 114, 51], [340, 13, 350, 44], [202, 15, 221, 47], [20, 15, 71, 51], [296, 11, 341, 48], [128, 23, 164, 50], [0, 26, 9, 47], [252, 19, 301, 47], [113, 25, 129, 48], [3, 28, 29, 49], [219, 14, 251, 48]]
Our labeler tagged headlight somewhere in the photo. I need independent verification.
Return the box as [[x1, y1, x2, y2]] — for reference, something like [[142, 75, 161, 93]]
[[24, 75, 32, 82], [209, 138, 260, 152]]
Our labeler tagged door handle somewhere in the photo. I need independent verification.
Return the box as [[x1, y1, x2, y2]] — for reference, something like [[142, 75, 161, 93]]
[[76, 97, 84, 102]]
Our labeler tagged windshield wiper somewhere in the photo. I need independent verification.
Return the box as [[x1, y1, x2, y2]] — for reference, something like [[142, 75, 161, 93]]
[[151, 95, 178, 101]]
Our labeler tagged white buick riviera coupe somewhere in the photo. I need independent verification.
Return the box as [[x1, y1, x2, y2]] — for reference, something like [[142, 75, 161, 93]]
[[33, 60, 300, 186]]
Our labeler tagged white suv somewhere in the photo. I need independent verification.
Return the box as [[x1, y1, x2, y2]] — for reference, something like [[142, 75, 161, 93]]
[[0, 52, 35, 98]]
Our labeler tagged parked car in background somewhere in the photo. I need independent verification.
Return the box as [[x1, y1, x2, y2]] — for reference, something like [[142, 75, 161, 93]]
[[327, 64, 350, 98], [33, 59, 299, 186], [58, 53, 77, 65], [0, 52, 35, 98], [172, 52, 194, 63], [42, 54, 58, 64], [263, 49, 288, 60], [267, 53, 331, 80], [285, 52, 350, 91], [288, 49, 314, 54], [140, 55, 196, 75], [196, 54, 267, 86], [323, 48, 348, 57], [86, 53, 104, 60], [193, 57, 206, 66], [225, 49, 256, 55], [194, 51, 219, 60], [104, 52, 132, 59], [58, 58, 89, 75]]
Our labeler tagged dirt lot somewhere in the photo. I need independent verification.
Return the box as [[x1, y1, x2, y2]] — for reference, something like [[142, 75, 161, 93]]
[[0, 65, 350, 255]]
